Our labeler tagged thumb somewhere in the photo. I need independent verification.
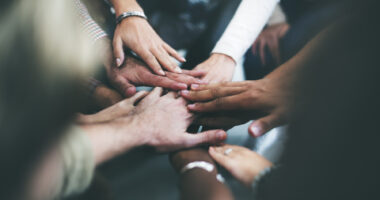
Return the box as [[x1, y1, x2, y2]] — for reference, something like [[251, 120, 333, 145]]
[[112, 77, 136, 97], [127, 91, 149, 104], [183, 130, 227, 148], [249, 114, 281, 137], [113, 37, 125, 67]]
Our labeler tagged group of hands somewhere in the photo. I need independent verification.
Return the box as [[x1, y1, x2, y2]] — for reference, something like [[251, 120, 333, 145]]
[[80, 13, 291, 186]]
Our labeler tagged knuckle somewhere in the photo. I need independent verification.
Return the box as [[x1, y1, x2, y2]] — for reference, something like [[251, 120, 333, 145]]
[[209, 88, 219, 98]]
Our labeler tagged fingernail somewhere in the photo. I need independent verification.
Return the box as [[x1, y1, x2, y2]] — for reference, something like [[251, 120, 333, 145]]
[[181, 57, 187, 62], [176, 83, 187, 89], [191, 84, 199, 90], [159, 70, 166, 76], [181, 90, 189, 95], [188, 104, 196, 109], [175, 67, 182, 73], [250, 126, 262, 137], [217, 131, 226, 140], [116, 58, 122, 67]]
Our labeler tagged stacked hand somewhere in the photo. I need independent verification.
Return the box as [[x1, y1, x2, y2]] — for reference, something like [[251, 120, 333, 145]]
[[209, 144, 272, 186], [108, 55, 206, 97], [113, 17, 185, 74], [193, 53, 236, 83], [181, 79, 290, 137], [81, 88, 227, 164]]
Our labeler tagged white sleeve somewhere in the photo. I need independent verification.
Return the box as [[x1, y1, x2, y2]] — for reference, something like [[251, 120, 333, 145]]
[[212, 0, 279, 62]]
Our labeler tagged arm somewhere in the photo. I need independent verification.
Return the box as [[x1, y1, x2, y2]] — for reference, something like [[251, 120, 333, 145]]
[[193, 0, 279, 83], [107, 0, 185, 74], [170, 148, 234, 200], [181, 26, 331, 137], [212, 0, 279, 63]]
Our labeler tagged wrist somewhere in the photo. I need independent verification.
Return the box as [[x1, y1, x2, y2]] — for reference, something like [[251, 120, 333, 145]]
[[80, 117, 145, 165], [111, 0, 143, 17], [170, 148, 215, 172], [210, 53, 236, 66]]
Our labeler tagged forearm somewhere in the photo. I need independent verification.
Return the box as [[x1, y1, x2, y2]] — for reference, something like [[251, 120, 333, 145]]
[[212, 0, 279, 62], [170, 148, 234, 200], [80, 119, 145, 165], [108, 0, 143, 16]]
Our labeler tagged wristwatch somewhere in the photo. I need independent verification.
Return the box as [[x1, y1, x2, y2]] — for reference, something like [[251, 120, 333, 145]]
[[116, 11, 147, 24]]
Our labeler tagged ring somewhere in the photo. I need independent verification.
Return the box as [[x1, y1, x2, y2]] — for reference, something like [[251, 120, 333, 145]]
[[224, 148, 233, 156]]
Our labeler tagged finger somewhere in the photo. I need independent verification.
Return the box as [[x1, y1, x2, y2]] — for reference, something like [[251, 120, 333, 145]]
[[127, 91, 149, 104], [152, 47, 182, 73], [182, 69, 207, 79], [252, 40, 259, 55], [138, 49, 165, 76], [267, 39, 281, 65], [209, 146, 234, 168], [112, 77, 136, 97], [166, 72, 205, 85], [113, 38, 125, 68], [191, 81, 244, 91], [182, 130, 227, 148], [147, 87, 164, 99], [144, 73, 188, 90], [163, 43, 186, 62], [248, 114, 282, 137], [164, 91, 177, 99], [187, 95, 243, 112], [180, 87, 243, 102], [259, 40, 267, 66]]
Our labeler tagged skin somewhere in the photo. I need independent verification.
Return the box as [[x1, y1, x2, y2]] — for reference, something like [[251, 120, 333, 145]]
[[180, 78, 291, 137], [170, 148, 234, 200], [178, 32, 317, 137], [252, 23, 290, 66], [110, 0, 185, 74], [81, 88, 228, 164], [209, 144, 272, 187], [90, 84, 123, 110], [98, 38, 205, 97], [193, 53, 236, 83]]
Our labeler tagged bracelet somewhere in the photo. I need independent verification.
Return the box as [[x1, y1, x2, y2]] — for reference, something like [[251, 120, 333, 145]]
[[180, 161, 214, 174], [116, 11, 147, 24]]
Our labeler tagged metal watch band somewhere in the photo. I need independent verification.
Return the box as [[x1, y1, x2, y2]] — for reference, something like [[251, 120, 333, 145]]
[[116, 11, 147, 24], [180, 161, 215, 174]]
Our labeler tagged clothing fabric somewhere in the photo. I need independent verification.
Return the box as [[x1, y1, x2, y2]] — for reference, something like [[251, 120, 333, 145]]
[[74, 0, 108, 43], [212, 0, 279, 62], [54, 125, 95, 199]]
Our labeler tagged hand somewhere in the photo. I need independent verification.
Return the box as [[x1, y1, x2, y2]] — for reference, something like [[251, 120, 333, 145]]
[[78, 91, 148, 124], [193, 53, 236, 83], [81, 88, 227, 164], [132, 87, 227, 152], [209, 144, 272, 187], [180, 79, 291, 137], [113, 17, 185, 75], [90, 84, 123, 110], [107, 55, 206, 97], [252, 23, 290, 65]]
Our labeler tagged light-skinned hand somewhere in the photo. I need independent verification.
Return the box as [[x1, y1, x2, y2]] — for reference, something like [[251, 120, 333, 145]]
[[108, 56, 207, 97], [193, 53, 236, 83], [209, 144, 272, 187], [113, 17, 186, 75]]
